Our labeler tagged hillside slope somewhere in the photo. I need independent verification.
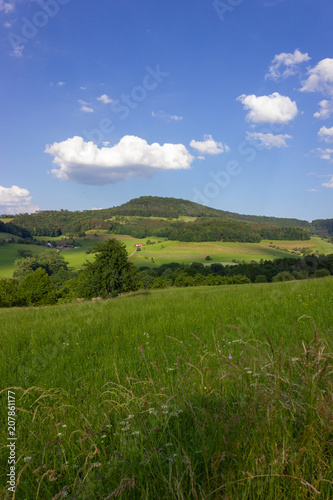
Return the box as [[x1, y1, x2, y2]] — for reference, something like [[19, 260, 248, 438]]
[[8, 196, 332, 238]]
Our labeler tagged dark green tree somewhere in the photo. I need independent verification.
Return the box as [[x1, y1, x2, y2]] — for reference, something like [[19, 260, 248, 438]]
[[17, 268, 57, 306], [18, 249, 33, 258], [37, 250, 68, 275], [0, 279, 21, 308], [79, 239, 138, 298], [13, 257, 42, 279]]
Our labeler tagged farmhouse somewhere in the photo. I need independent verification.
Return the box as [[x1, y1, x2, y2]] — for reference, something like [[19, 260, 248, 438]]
[[134, 243, 144, 247], [5, 238, 14, 243], [56, 243, 75, 249]]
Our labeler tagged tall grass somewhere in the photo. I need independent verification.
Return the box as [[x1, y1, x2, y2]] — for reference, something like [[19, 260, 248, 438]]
[[0, 278, 332, 498]]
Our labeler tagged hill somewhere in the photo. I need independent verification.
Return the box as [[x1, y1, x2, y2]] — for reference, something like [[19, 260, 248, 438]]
[[7, 196, 332, 239], [109, 195, 313, 228]]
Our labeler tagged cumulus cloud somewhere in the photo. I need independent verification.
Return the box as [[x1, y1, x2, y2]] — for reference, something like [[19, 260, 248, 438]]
[[152, 110, 183, 121], [300, 58, 333, 95], [0, 0, 15, 13], [97, 94, 114, 104], [246, 132, 293, 149], [0, 185, 39, 214], [58, 81, 66, 86], [314, 99, 333, 119], [45, 135, 194, 185], [318, 126, 333, 143], [237, 92, 298, 124], [266, 49, 310, 80], [190, 135, 229, 155]]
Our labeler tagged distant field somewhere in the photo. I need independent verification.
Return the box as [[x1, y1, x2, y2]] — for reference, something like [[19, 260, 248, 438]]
[[106, 215, 197, 223], [0, 232, 332, 277], [129, 236, 333, 267], [0, 218, 14, 223]]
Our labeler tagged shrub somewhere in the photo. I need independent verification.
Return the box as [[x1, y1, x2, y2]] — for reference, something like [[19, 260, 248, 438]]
[[314, 268, 330, 278], [0, 279, 21, 307], [17, 268, 57, 306], [17, 249, 33, 258], [255, 274, 268, 283], [272, 271, 294, 282]]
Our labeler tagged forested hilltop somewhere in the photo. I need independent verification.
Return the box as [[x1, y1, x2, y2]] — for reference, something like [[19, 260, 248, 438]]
[[5, 196, 332, 241]]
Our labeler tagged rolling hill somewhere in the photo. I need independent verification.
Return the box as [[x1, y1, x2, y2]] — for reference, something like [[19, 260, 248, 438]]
[[3, 196, 332, 239]]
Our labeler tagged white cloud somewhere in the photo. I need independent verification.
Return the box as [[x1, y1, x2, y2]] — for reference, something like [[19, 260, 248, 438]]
[[78, 100, 94, 113], [45, 135, 194, 185], [0, 185, 39, 214], [97, 94, 114, 104], [266, 49, 310, 80], [190, 135, 229, 155], [314, 148, 333, 161], [318, 126, 333, 143], [323, 176, 333, 188], [0, 0, 15, 13], [4, 21, 12, 27], [80, 86, 87, 90], [58, 81, 66, 86], [246, 131, 293, 149], [307, 188, 320, 192], [314, 99, 333, 119], [152, 110, 183, 121], [237, 92, 298, 124], [300, 58, 333, 95], [81, 106, 94, 113]]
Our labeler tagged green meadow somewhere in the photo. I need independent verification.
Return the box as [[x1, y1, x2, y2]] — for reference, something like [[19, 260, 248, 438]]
[[1, 233, 332, 277], [1, 278, 332, 498]]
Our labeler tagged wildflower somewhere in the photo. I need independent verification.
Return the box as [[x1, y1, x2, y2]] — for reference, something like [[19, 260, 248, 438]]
[[106, 424, 113, 427], [23, 456, 32, 462], [91, 462, 100, 468], [62, 424, 67, 428], [101, 435, 107, 439], [132, 431, 140, 435], [228, 355, 233, 360], [57, 433, 62, 437]]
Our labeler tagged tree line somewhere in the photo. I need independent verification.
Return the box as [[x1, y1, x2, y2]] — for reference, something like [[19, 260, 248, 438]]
[[0, 239, 332, 308], [7, 196, 332, 239]]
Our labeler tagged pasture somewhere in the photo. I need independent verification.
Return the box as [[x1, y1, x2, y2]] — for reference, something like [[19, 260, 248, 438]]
[[1, 233, 332, 277], [0, 278, 332, 498]]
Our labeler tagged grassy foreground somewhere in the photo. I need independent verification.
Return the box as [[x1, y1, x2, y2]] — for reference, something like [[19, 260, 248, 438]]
[[0, 278, 333, 498]]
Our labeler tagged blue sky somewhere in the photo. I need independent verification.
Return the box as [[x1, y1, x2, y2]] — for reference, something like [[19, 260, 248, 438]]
[[0, 0, 332, 221]]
